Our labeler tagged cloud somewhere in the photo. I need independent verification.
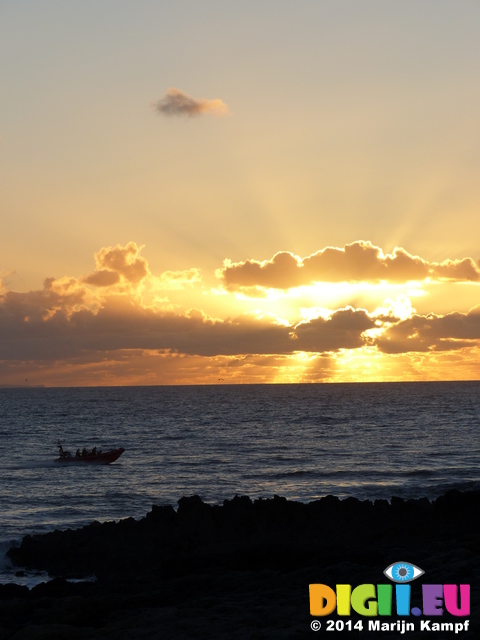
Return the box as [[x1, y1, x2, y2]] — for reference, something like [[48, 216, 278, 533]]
[[0, 277, 87, 323], [0, 351, 338, 387], [82, 270, 120, 287], [82, 242, 150, 287], [294, 308, 375, 352], [153, 88, 229, 118], [375, 306, 480, 354], [0, 283, 375, 362], [155, 268, 202, 290], [0, 270, 21, 293], [218, 241, 480, 291], [2, 241, 480, 385]]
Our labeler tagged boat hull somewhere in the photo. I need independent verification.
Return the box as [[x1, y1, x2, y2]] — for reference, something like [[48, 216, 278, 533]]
[[54, 448, 125, 465]]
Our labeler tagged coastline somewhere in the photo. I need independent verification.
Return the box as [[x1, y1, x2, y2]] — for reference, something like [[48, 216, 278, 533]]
[[1, 490, 478, 639]]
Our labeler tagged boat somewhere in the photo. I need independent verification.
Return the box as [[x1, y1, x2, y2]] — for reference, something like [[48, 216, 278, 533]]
[[55, 443, 125, 465]]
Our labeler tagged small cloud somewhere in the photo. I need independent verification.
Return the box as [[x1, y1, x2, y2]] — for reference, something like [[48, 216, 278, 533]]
[[0, 270, 22, 292], [153, 88, 229, 118], [156, 268, 202, 290], [83, 242, 150, 287]]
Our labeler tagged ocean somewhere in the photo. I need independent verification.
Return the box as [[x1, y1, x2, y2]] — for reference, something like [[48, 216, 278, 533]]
[[1, 381, 479, 585]]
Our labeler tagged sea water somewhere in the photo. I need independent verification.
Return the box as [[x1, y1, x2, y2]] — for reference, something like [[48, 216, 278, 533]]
[[1, 381, 479, 584]]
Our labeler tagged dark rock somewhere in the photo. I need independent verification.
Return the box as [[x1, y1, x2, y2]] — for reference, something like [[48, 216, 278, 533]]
[[3, 490, 480, 638], [0, 584, 29, 600], [30, 578, 90, 599]]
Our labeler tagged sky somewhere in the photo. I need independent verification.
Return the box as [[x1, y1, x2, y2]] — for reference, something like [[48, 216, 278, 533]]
[[1, 0, 480, 386]]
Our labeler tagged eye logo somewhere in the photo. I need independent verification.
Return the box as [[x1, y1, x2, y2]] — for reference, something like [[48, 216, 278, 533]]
[[384, 561, 424, 583]]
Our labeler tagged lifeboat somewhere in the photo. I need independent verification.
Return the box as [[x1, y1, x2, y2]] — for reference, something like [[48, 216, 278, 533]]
[[55, 443, 125, 465]]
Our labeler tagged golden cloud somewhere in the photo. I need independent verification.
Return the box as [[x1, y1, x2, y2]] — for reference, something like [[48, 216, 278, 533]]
[[82, 242, 150, 287], [218, 241, 480, 291], [155, 268, 202, 290], [0, 351, 338, 387], [2, 241, 480, 386]]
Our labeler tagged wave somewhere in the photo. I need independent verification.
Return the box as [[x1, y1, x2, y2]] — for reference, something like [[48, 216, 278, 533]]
[[2, 460, 58, 470], [266, 468, 438, 480], [0, 539, 51, 588]]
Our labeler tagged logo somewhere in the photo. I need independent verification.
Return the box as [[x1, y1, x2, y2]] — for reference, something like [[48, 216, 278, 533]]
[[309, 561, 470, 634], [383, 561, 424, 583]]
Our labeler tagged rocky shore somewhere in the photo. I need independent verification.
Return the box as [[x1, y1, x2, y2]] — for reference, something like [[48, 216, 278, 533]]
[[1, 490, 479, 639]]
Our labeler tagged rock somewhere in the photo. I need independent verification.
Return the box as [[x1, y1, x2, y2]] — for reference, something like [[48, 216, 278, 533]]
[[3, 490, 480, 638], [0, 584, 29, 600]]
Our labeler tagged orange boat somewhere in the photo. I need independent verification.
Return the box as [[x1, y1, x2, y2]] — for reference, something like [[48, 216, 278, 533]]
[[55, 443, 125, 465]]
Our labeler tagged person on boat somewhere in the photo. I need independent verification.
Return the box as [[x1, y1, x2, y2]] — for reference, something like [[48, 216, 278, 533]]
[[82, 447, 88, 456], [58, 443, 70, 458], [76, 449, 81, 457], [58, 443, 74, 458], [92, 446, 97, 456]]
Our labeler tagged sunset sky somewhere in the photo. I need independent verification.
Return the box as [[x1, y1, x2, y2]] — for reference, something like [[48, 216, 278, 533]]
[[1, 1, 480, 385]]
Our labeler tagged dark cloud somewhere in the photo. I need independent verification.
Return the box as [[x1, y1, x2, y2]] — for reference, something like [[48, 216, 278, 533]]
[[294, 308, 375, 352], [82, 270, 120, 287], [153, 88, 229, 118], [219, 241, 480, 291], [374, 306, 480, 353], [0, 293, 373, 361], [0, 277, 86, 323]]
